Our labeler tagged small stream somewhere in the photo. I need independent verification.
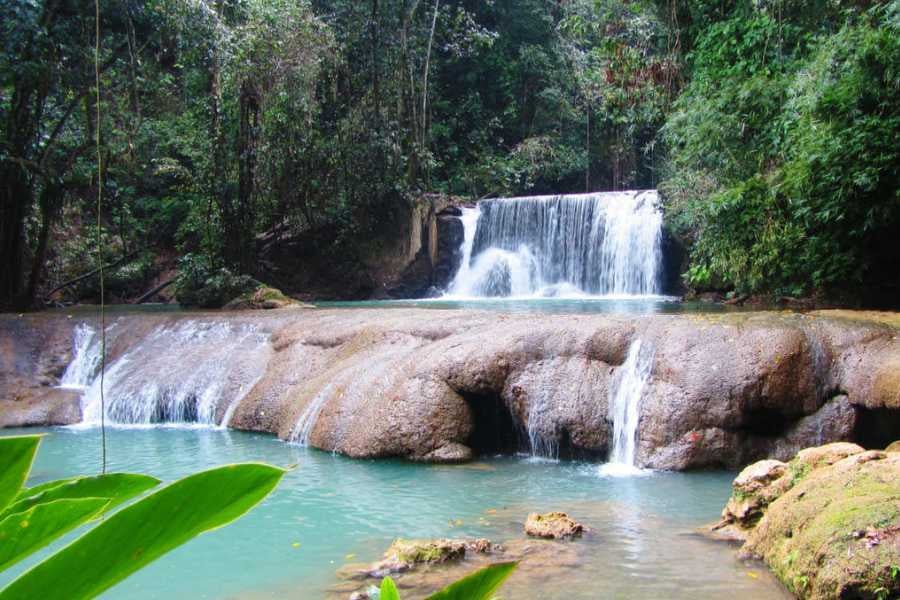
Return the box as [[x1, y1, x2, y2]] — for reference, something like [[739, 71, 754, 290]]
[[3, 427, 789, 600]]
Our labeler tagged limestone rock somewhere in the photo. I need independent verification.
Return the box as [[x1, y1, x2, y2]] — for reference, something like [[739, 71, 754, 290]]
[[365, 538, 495, 577], [3, 309, 899, 471], [420, 442, 473, 463], [884, 440, 900, 453], [0, 388, 81, 427], [718, 460, 789, 530], [524, 512, 584, 539], [715, 444, 900, 600], [793, 442, 865, 471], [224, 286, 309, 310]]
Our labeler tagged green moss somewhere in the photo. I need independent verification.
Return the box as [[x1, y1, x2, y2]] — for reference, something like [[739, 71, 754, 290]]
[[747, 455, 900, 599], [787, 459, 811, 485], [388, 539, 465, 565]]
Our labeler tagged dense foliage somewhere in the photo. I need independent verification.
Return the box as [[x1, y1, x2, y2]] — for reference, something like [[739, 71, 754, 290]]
[[1, 0, 897, 309], [661, 0, 900, 300]]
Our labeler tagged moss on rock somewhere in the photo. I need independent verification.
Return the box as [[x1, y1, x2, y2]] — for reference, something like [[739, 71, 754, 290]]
[[524, 512, 585, 539], [715, 445, 900, 599], [364, 538, 496, 577], [223, 285, 311, 310]]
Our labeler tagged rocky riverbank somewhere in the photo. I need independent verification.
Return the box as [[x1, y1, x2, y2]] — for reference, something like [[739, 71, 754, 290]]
[[710, 442, 900, 599], [1, 307, 898, 469]]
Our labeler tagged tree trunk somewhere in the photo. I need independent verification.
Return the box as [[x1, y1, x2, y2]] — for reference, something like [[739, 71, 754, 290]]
[[25, 182, 65, 307], [236, 79, 261, 273], [0, 164, 32, 309]]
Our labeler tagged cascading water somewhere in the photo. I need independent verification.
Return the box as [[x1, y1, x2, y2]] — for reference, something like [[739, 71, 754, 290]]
[[446, 191, 663, 298], [600, 339, 654, 476], [70, 320, 271, 427], [59, 323, 105, 389]]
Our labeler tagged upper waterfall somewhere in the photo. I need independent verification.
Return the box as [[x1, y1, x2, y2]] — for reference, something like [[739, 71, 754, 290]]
[[446, 191, 663, 298]]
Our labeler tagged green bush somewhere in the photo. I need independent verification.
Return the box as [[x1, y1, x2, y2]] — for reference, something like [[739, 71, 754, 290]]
[[662, 3, 900, 298], [175, 254, 260, 308]]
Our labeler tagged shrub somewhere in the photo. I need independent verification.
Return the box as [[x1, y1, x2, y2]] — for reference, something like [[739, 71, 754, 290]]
[[175, 254, 260, 308]]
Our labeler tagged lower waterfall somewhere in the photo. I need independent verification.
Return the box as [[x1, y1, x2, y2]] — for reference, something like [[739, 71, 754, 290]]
[[600, 339, 654, 475], [66, 320, 271, 427]]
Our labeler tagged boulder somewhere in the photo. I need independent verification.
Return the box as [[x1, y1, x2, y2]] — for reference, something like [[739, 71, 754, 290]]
[[713, 444, 900, 599], [717, 460, 789, 533], [223, 286, 309, 310], [793, 442, 865, 471], [420, 442, 473, 463], [524, 512, 584, 539], [884, 440, 900, 453], [365, 538, 496, 577], [0, 388, 81, 428]]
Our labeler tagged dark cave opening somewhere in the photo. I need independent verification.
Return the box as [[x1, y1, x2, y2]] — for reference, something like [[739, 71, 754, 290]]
[[854, 406, 900, 449], [738, 407, 794, 438], [461, 391, 521, 456]]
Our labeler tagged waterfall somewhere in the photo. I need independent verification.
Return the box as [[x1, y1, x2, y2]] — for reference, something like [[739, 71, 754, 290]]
[[446, 191, 663, 298], [59, 323, 104, 389], [600, 340, 653, 476], [69, 320, 271, 427]]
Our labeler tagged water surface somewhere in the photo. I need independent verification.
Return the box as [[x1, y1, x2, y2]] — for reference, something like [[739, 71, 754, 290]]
[[315, 296, 739, 315], [3, 427, 789, 599]]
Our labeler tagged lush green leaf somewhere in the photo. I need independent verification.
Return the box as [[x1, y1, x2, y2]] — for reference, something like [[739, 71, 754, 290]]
[[425, 561, 518, 600], [0, 463, 285, 600], [4, 474, 160, 520], [380, 576, 401, 600], [0, 436, 41, 514], [0, 498, 109, 572]]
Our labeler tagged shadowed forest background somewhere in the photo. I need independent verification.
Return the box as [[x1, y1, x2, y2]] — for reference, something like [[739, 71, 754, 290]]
[[1, 0, 898, 310]]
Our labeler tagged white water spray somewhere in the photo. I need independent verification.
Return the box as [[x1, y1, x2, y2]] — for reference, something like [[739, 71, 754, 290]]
[[600, 339, 654, 476], [70, 320, 270, 427], [446, 191, 663, 298], [59, 323, 103, 389]]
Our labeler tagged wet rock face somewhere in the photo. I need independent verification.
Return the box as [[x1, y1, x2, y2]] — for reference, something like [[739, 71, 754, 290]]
[[2, 309, 899, 470], [0, 314, 81, 427], [712, 444, 900, 600], [524, 512, 584, 539]]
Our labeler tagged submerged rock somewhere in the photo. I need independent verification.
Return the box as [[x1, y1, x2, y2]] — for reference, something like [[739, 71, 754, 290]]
[[524, 512, 584, 539], [712, 444, 900, 599], [420, 442, 473, 463], [364, 538, 496, 577]]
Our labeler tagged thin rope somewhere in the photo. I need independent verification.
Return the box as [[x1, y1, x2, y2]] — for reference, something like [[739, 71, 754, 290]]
[[95, 0, 107, 475]]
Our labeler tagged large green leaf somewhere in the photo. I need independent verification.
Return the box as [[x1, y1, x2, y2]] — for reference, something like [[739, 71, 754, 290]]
[[380, 576, 401, 600], [425, 562, 518, 600], [0, 436, 41, 513], [3, 474, 160, 520], [0, 463, 285, 600], [0, 498, 110, 572]]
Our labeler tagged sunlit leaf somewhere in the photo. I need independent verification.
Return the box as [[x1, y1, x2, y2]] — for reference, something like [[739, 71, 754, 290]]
[[0, 463, 285, 600], [0, 436, 41, 513], [380, 576, 401, 600], [425, 562, 518, 600], [3, 474, 159, 520], [0, 498, 109, 572]]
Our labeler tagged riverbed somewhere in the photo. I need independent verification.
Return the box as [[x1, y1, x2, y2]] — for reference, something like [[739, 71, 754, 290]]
[[2, 426, 790, 599]]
